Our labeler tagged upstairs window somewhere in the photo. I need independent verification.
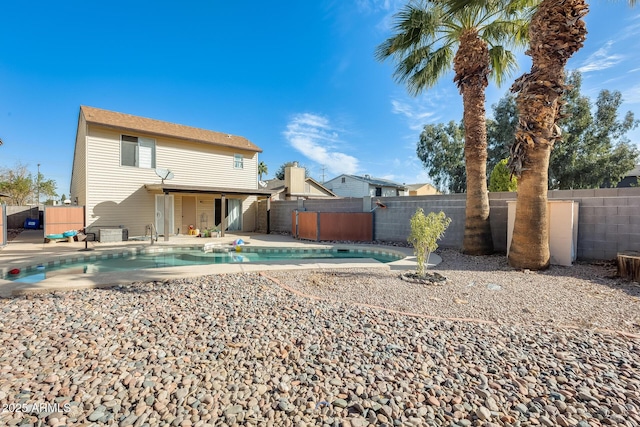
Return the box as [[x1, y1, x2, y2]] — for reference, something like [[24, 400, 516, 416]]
[[121, 135, 156, 168], [375, 187, 382, 197], [234, 154, 244, 169], [341, 177, 346, 183]]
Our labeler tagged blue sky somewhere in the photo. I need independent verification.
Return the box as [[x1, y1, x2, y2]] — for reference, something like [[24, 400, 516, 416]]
[[1, 1, 639, 196]]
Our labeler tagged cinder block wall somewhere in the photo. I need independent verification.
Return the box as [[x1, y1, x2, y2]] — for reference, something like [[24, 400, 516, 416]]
[[370, 195, 466, 247], [270, 201, 298, 234], [548, 188, 640, 260], [256, 200, 268, 233], [268, 187, 640, 260]]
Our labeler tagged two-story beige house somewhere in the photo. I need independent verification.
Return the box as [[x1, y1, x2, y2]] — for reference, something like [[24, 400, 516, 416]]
[[70, 106, 272, 239]]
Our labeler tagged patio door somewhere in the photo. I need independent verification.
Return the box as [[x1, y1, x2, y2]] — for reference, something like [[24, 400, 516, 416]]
[[155, 194, 174, 236], [227, 199, 242, 231], [214, 198, 242, 231]]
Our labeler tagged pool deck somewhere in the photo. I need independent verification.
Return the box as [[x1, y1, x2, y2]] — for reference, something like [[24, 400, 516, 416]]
[[0, 229, 437, 298]]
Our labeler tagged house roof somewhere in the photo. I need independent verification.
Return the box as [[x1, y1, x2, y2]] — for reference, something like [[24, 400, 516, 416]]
[[263, 178, 337, 197], [627, 164, 640, 177], [264, 179, 286, 191], [406, 183, 435, 191], [304, 177, 337, 197], [338, 174, 407, 189], [81, 106, 262, 153], [144, 183, 273, 196]]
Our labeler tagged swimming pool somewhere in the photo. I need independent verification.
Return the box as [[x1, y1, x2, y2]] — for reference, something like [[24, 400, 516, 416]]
[[3, 245, 405, 284]]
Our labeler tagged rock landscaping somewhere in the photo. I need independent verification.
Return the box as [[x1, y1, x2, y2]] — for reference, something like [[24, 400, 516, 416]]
[[0, 249, 639, 426]]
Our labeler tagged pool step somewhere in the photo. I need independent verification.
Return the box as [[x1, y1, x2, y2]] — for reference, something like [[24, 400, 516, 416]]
[[202, 242, 230, 253]]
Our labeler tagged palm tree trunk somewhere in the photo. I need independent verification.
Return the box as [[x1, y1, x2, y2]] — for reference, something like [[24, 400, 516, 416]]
[[509, 145, 551, 269], [508, 0, 588, 270], [461, 84, 493, 255], [455, 30, 494, 255]]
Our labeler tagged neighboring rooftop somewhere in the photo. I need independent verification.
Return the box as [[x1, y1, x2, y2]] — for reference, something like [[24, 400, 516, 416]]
[[406, 183, 440, 196], [341, 174, 407, 189], [80, 106, 262, 152]]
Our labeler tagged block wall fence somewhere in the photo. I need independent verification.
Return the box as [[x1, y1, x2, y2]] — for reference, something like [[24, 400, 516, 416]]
[[265, 187, 640, 260]]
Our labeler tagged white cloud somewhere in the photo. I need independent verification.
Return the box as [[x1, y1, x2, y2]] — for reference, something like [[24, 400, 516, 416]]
[[355, 0, 406, 32], [618, 13, 640, 41], [355, 0, 400, 14], [283, 113, 359, 175], [577, 41, 625, 73], [622, 84, 640, 104], [391, 98, 438, 131]]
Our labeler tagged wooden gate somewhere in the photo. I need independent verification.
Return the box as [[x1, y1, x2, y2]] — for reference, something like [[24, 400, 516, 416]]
[[44, 206, 85, 235], [292, 211, 373, 241]]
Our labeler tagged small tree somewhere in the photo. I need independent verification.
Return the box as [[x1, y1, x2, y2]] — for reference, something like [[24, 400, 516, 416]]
[[408, 208, 451, 277], [489, 158, 518, 192], [258, 161, 268, 181]]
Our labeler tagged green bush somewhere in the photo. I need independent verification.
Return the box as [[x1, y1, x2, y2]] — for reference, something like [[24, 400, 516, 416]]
[[407, 208, 451, 277], [489, 158, 518, 192]]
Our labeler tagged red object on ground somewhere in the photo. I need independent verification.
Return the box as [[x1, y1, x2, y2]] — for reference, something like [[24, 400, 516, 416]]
[[9, 268, 21, 275]]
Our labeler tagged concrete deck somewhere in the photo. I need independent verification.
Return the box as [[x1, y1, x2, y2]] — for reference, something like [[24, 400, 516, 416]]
[[1, 230, 438, 298]]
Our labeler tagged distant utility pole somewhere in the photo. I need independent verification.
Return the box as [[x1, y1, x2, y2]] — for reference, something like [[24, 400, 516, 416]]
[[36, 163, 40, 207], [321, 165, 326, 183]]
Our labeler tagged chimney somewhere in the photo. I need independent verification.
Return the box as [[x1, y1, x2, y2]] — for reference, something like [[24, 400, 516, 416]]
[[285, 164, 305, 195]]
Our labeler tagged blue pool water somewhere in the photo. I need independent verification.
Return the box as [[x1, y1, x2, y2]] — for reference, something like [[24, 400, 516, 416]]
[[5, 246, 404, 284]]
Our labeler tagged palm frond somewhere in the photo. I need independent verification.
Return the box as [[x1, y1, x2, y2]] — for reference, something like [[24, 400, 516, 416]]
[[376, 0, 540, 96], [482, 19, 530, 48], [407, 45, 456, 96], [445, 0, 540, 16], [488, 46, 518, 86], [375, 4, 443, 62]]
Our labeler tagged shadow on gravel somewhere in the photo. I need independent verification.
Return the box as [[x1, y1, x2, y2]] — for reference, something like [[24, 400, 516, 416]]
[[432, 249, 640, 299]]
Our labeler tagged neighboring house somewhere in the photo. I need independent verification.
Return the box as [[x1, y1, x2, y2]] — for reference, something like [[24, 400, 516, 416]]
[[324, 174, 407, 198], [617, 164, 640, 188], [70, 106, 272, 238], [406, 183, 440, 196], [265, 165, 337, 201]]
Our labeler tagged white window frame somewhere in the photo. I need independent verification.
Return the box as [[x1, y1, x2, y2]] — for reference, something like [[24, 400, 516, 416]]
[[234, 154, 244, 169], [121, 135, 156, 169]]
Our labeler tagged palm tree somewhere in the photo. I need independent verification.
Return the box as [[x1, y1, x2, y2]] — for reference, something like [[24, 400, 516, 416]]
[[446, 0, 634, 269], [507, 0, 635, 269], [258, 161, 268, 181], [376, 0, 534, 255]]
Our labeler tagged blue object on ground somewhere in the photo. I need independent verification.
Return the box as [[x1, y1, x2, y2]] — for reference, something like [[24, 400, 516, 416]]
[[24, 218, 40, 229]]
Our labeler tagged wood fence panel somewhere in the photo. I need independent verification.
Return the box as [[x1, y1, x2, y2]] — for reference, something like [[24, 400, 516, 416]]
[[298, 212, 318, 241], [44, 206, 85, 235], [319, 212, 373, 241]]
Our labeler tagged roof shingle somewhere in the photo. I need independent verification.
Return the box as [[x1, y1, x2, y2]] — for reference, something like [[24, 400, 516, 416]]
[[81, 106, 262, 152]]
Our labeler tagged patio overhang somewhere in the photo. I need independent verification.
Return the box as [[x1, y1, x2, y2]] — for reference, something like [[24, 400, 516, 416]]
[[144, 183, 274, 197]]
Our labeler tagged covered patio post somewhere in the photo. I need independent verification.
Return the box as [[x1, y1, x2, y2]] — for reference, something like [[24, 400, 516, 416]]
[[163, 191, 170, 241], [221, 194, 226, 237]]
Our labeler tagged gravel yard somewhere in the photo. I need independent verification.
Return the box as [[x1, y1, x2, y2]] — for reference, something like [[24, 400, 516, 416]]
[[0, 249, 639, 426], [269, 249, 640, 336]]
